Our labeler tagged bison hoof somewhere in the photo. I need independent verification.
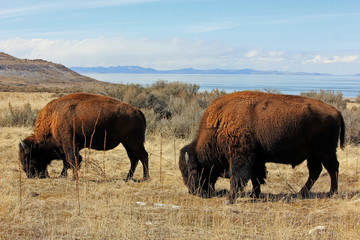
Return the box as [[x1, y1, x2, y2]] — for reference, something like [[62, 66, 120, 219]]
[[297, 190, 310, 199], [329, 189, 338, 196], [250, 191, 261, 199], [137, 177, 151, 182]]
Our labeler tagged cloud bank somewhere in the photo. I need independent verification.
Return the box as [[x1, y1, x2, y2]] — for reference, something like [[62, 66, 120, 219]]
[[0, 37, 359, 75], [303, 55, 359, 64]]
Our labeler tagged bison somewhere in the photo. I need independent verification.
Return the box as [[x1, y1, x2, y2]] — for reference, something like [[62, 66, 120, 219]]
[[19, 93, 149, 181], [179, 91, 345, 203]]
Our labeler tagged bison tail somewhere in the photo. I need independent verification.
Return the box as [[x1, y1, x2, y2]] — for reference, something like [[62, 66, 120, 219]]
[[339, 113, 345, 149], [139, 109, 147, 128]]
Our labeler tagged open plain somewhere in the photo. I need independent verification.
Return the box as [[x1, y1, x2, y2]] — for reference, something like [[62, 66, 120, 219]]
[[0, 92, 359, 239]]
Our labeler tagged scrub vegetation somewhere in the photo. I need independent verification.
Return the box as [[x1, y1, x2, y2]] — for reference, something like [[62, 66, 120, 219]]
[[0, 88, 359, 239]]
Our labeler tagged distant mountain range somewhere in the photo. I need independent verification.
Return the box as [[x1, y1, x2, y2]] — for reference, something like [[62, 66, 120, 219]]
[[71, 66, 336, 76]]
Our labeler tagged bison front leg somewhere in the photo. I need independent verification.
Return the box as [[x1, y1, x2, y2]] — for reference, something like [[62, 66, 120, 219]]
[[228, 161, 252, 204], [64, 146, 82, 180], [60, 160, 71, 178], [250, 178, 261, 198], [37, 169, 49, 178], [228, 175, 247, 204]]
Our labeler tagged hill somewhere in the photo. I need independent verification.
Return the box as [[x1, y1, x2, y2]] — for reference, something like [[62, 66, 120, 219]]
[[0, 52, 106, 91]]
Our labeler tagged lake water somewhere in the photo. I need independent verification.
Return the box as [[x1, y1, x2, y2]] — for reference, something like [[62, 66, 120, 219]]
[[84, 73, 360, 98]]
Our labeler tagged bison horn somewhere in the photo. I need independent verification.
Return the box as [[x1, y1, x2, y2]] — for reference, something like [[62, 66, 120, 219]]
[[20, 140, 30, 154], [185, 152, 189, 163]]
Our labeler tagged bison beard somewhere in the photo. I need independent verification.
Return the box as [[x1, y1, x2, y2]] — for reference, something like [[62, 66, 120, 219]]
[[179, 91, 345, 204], [19, 93, 149, 181]]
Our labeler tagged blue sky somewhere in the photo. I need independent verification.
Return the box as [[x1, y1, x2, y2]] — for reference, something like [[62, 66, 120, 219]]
[[0, 0, 359, 74]]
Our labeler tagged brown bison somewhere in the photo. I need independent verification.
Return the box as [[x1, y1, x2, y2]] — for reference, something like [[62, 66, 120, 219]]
[[179, 91, 345, 203], [19, 93, 149, 180]]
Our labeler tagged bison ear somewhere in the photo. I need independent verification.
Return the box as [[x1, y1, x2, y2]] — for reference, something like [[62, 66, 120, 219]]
[[185, 152, 189, 164], [20, 140, 30, 154]]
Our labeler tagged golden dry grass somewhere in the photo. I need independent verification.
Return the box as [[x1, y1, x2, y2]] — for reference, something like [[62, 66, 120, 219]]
[[0, 92, 359, 239], [0, 92, 57, 111]]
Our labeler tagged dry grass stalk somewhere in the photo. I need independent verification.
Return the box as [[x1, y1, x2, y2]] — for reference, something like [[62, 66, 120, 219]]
[[160, 133, 163, 184], [73, 118, 80, 215], [18, 151, 22, 208], [88, 110, 101, 174], [173, 138, 176, 167], [228, 144, 234, 199], [103, 130, 107, 181], [81, 121, 89, 197]]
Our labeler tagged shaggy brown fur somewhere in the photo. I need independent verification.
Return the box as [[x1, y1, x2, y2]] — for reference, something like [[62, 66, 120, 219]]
[[19, 93, 149, 180], [179, 91, 345, 203]]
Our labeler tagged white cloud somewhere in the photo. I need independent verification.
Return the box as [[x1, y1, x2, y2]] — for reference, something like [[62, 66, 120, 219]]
[[303, 55, 359, 64], [0, 37, 236, 69], [0, 37, 359, 74], [268, 51, 285, 57], [324, 55, 358, 63], [245, 49, 285, 63], [245, 50, 261, 58]]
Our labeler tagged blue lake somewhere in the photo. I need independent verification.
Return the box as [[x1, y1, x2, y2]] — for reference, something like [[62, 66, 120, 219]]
[[84, 73, 360, 98]]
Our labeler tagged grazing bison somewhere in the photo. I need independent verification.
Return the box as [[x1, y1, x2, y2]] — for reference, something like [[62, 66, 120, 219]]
[[179, 91, 345, 203], [19, 93, 149, 180]]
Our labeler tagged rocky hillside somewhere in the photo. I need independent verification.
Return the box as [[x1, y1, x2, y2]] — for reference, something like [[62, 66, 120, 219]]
[[0, 52, 106, 91]]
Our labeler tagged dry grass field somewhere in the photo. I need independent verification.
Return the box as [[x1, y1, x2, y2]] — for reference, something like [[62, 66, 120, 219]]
[[0, 92, 359, 239]]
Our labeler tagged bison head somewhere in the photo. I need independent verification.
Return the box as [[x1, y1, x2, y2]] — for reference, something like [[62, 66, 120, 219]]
[[179, 147, 212, 198], [19, 138, 48, 178]]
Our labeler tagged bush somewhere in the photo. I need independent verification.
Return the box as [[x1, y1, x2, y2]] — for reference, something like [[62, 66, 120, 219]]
[[300, 90, 347, 111], [356, 92, 360, 103], [6, 84, 359, 145], [0, 103, 39, 127], [342, 108, 360, 144], [99, 80, 224, 139]]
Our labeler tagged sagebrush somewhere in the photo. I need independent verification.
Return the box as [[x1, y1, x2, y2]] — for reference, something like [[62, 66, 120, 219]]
[[1, 83, 359, 144]]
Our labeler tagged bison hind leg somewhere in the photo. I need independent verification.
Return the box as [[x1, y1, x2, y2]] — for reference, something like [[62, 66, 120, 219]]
[[321, 151, 339, 196], [298, 157, 323, 198], [124, 143, 149, 181]]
